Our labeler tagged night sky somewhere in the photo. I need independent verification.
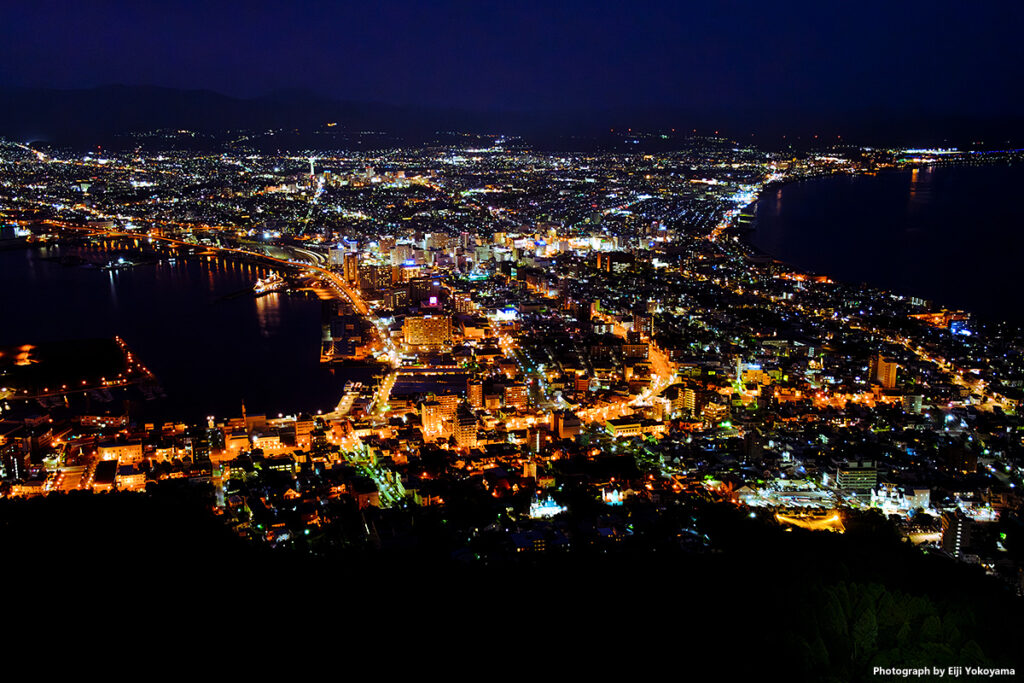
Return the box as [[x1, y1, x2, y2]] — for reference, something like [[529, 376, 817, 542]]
[[2, 0, 1023, 118]]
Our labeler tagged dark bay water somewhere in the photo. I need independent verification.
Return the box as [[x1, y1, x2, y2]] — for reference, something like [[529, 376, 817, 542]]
[[0, 244, 361, 422], [750, 164, 1024, 322]]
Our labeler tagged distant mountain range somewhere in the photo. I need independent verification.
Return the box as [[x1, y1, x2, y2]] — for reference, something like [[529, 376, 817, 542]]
[[1, 85, 1021, 150]]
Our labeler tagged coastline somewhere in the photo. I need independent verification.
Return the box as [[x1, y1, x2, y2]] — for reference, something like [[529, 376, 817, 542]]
[[0, 247, 353, 422], [731, 170, 851, 263], [727, 160, 1023, 326]]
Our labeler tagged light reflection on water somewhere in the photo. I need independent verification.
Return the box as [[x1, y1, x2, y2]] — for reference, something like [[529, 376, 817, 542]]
[[751, 164, 1024, 322], [255, 292, 281, 337], [0, 243, 360, 421]]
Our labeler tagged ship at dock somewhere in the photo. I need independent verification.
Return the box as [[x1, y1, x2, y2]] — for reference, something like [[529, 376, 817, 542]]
[[253, 272, 286, 296], [101, 256, 135, 271]]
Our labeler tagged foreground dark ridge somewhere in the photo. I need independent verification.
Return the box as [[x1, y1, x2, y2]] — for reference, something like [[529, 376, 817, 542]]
[[2, 489, 1020, 679]]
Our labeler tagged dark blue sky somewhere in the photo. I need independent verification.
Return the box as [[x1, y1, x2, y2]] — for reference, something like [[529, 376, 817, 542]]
[[2, 0, 1022, 116]]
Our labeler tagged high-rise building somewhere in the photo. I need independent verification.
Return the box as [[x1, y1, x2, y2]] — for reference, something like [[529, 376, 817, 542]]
[[295, 413, 315, 450], [343, 252, 359, 285], [358, 263, 390, 292], [435, 393, 460, 420], [633, 312, 654, 338], [682, 387, 697, 416], [402, 314, 453, 351], [391, 243, 412, 266], [386, 288, 410, 310], [452, 291, 473, 313], [941, 511, 973, 558], [504, 384, 528, 410], [467, 380, 483, 409], [421, 401, 443, 440], [596, 251, 633, 273], [409, 276, 442, 306], [326, 311, 368, 359], [664, 385, 697, 417], [870, 354, 898, 389], [902, 394, 923, 414], [527, 426, 549, 453], [454, 408, 477, 448], [329, 247, 346, 269], [836, 460, 878, 491]]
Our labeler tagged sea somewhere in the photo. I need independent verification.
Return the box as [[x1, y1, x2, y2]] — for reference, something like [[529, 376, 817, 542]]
[[749, 163, 1024, 323], [0, 242, 370, 423]]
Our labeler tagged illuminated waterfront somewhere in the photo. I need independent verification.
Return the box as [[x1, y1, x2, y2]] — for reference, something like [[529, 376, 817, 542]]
[[751, 163, 1024, 322], [0, 246, 364, 421]]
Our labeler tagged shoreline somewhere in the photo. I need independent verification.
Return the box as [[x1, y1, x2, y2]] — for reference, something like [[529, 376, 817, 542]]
[[0, 247, 358, 423], [726, 161, 1022, 326]]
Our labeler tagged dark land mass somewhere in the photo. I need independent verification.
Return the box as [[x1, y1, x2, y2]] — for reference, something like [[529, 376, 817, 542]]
[[2, 488, 1021, 679], [3, 85, 1024, 152], [0, 338, 128, 394]]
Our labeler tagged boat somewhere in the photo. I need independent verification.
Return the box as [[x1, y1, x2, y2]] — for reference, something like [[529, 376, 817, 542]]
[[253, 272, 287, 296], [101, 257, 135, 270]]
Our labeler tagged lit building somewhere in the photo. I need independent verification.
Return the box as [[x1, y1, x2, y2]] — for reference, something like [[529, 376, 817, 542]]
[[295, 414, 314, 450], [467, 380, 483, 409], [902, 394, 923, 414], [633, 312, 653, 338], [420, 401, 443, 439], [115, 464, 146, 492], [623, 342, 649, 360], [529, 493, 566, 519], [605, 418, 642, 438], [452, 291, 474, 313], [556, 411, 581, 440], [435, 393, 460, 420], [409, 276, 442, 306], [836, 460, 878, 491], [252, 432, 282, 451], [454, 409, 477, 448], [386, 288, 410, 310], [595, 251, 633, 273], [870, 355, 898, 389], [358, 263, 391, 292], [682, 388, 697, 416], [343, 251, 359, 285], [941, 511, 972, 558], [504, 384, 528, 410], [97, 441, 143, 464], [403, 314, 453, 351], [664, 385, 696, 417], [871, 483, 931, 511], [390, 243, 412, 266], [527, 426, 549, 453]]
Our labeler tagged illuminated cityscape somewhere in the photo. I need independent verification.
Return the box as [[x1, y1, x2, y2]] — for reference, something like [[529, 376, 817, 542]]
[[3, 0, 1024, 676]]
